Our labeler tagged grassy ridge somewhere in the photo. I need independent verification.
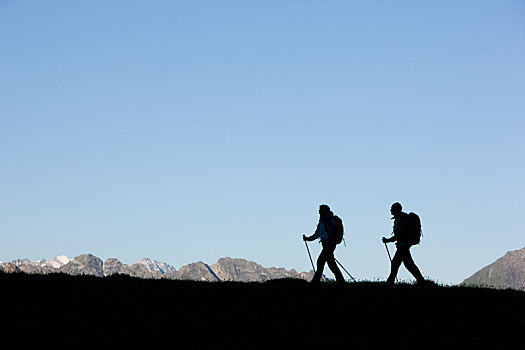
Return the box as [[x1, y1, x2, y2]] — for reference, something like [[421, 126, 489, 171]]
[[0, 273, 524, 349]]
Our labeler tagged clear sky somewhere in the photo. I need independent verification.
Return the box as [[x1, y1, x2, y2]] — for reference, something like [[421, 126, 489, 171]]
[[1, 1, 524, 284]]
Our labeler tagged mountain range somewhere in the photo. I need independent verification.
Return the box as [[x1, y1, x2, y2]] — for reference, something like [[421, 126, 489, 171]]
[[462, 246, 525, 291], [6, 246, 524, 288], [0, 254, 314, 282]]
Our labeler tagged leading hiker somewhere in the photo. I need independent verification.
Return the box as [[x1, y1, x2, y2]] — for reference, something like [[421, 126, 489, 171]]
[[303, 204, 345, 283], [382, 202, 426, 285]]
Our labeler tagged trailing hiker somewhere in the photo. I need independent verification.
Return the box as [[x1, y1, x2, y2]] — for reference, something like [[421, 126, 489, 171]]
[[303, 204, 345, 283], [382, 202, 426, 285]]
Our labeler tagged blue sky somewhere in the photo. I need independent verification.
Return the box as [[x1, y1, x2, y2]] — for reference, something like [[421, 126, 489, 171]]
[[1, 1, 524, 284]]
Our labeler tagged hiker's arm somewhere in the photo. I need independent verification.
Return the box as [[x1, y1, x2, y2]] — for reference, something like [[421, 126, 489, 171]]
[[303, 234, 313, 241], [382, 235, 397, 243], [304, 232, 319, 241], [304, 224, 321, 241], [384, 218, 402, 243]]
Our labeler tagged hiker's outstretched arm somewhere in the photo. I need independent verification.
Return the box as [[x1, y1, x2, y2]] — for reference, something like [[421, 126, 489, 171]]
[[304, 232, 319, 241], [304, 224, 321, 241], [382, 235, 397, 243]]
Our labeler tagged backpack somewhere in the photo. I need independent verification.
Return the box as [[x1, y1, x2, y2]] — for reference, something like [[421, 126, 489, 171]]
[[327, 215, 344, 245], [406, 212, 422, 245]]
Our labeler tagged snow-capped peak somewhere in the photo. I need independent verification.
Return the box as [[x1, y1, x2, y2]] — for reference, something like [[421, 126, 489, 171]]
[[135, 258, 176, 275], [44, 255, 72, 268]]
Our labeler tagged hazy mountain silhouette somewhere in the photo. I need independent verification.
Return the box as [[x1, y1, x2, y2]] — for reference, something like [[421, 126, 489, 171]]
[[166, 261, 221, 281], [60, 254, 104, 277], [462, 246, 525, 291], [0, 254, 312, 282], [103, 257, 164, 279], [210, 257, 302, 281]]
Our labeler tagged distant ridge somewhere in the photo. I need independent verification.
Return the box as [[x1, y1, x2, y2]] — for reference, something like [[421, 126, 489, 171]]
[[0, 254, 314, 282], [462, 246, 525, 291]]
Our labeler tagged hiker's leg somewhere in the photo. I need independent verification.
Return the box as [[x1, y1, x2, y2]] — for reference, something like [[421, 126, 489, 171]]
[[386, 247, 404, 283], [325, 244, 345, 283], [403, 248, 425, 283], [312, 248, 328, 282]]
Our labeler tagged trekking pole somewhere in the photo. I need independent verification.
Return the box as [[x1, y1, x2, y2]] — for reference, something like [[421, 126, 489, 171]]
[[304, 240, 316, 273], [384, 242, 392, 263], [334, 258, 356, 282], [384, 242, 398, 283]]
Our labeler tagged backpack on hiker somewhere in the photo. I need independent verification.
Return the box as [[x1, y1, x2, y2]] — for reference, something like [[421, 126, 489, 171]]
[[405, 212, 422, 245], [327, 215, 345, 245]]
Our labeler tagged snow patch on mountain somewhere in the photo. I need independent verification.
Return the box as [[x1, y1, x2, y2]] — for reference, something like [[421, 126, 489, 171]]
[[44, 255, 72, 268], [135, 258, 176, 275], [0, 255, 72, 268]]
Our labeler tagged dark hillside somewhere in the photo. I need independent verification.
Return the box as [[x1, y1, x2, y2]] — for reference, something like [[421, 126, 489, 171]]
[[0, 274, 523, 349]]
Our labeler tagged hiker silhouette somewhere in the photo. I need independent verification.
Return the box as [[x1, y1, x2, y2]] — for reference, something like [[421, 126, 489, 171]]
[[303, 204, 345, 283], [382, 202, 426, 284]]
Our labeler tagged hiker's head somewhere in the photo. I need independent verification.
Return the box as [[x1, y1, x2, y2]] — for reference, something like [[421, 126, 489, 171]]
[[390, 202, 402, 217], [319, 204, 332, 217]]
